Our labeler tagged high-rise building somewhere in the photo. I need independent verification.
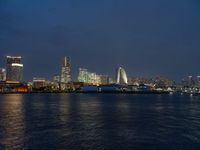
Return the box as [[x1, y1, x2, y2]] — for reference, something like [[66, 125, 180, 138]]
[[61, 56, 71, 83], [77, 68, 101, 85], [78, 68, 90, 83], [116, 67, 128, 84], [0, 68, 6, 81], [6, 56, 23, 83], [60, 56, 71, 90]]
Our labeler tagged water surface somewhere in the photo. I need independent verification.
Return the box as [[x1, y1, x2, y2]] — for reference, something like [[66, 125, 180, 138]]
[[0, 93, 200, 150]]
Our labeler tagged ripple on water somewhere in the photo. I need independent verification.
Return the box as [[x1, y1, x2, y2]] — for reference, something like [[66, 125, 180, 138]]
[[0, 94, 200, 149]]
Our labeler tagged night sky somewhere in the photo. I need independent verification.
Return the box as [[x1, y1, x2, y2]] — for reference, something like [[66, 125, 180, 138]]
[[0, 0, 200, 81]]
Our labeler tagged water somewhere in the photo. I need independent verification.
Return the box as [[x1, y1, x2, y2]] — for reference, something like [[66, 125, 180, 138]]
[[0, 93, 200, 150]]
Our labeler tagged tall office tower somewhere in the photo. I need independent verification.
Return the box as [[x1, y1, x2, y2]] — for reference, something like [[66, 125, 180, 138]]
[[6, 56, 23, 83], [60, 56, 71, 83], [0, 68, 6, 81], [60, 56, 71, 90], [116, 67, 128, 85]]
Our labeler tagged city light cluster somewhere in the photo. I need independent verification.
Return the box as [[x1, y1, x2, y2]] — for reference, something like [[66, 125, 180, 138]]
[[0, 55, 200, 94]]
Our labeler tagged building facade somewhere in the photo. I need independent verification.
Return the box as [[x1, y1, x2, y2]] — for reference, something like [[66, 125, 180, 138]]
[[100, 75, 109, 85], [116, 67, 128, 84], [78, 68, 101, 85], [78, 68, 89, 83], [61, 56, 71, 83], [60, 56, 71, 90], [6, 56, 23, 83], [32, 77, 46, 89]]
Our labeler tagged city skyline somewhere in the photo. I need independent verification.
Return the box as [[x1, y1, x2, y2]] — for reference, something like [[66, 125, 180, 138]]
[[1, 55, 200, 85], [1, 0, 200, 81], [1, 1, 200, 149]]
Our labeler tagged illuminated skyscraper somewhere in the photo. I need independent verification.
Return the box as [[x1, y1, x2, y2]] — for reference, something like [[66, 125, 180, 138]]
[[6, 56, 23, 83], [60, 56, 71, 89], [78, 68, 90, 83], [116, 67, 128, 84], [78, 68, 101, 85]]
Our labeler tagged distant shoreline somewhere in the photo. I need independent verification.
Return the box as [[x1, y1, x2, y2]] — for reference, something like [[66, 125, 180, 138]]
[[0, 91, 170, 94]]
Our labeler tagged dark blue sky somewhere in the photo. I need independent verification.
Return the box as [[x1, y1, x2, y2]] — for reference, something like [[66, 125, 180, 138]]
[[0, 0, 200, 81]]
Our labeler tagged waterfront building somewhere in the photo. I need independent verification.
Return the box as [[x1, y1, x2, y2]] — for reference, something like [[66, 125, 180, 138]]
[[78, 68, 90, 83], [154, 76, 174, 88], [60, 56, 71, 83], [116, 67, 128, 84], [77, 68, 101, 85], [32, 77, 46, 90], [53, 75, 60, 83], [0, 68, 6, 81], [109, 77, 115, 84], [6, 56, 23, 83], [60, 56, 71, 90], [89, 72, 101, 85], [52, 75, 60, 90], [100, 75, 109, 85]]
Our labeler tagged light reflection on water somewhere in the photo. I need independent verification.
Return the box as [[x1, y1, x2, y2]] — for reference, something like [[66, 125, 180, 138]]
[[0, 94, 25, 150], [0, 94, 200, 150]]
